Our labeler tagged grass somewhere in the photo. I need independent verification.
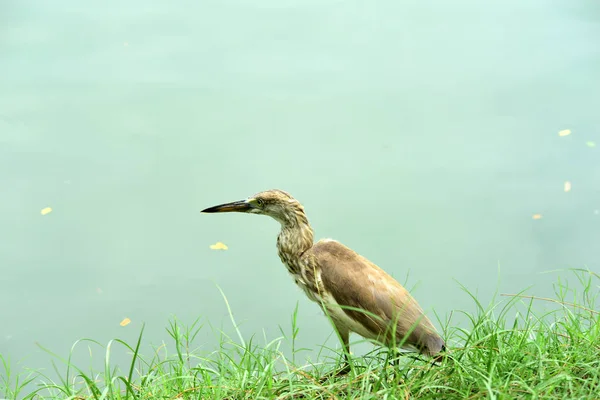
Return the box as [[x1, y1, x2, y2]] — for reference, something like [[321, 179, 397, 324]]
[[2, 269, 599, 399]]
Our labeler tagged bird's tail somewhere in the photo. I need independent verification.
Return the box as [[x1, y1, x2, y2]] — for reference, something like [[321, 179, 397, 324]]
[[431, 344, 448, 365]]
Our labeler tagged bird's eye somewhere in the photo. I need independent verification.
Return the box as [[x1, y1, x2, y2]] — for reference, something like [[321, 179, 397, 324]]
[[256, 199, 265, 207]]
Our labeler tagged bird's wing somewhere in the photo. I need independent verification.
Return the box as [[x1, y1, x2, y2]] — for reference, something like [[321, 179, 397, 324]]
[[304, 239, 444, 355]]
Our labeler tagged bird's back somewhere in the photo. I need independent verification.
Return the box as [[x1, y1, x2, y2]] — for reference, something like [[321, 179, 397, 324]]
[[303, 239, 444, 356]]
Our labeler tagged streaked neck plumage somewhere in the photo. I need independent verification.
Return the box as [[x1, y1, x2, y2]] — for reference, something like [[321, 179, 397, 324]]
[[275, 203, 314, 275]]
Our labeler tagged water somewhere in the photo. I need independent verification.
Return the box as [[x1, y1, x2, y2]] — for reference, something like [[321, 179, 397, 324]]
[[1, 0, 599, 381]]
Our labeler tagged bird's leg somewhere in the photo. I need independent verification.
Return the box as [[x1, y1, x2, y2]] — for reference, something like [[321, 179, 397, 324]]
[[335, 328, 352, 376], [390, 349, 400, 367], [382, 347, 400, 378], [321, 324, 351, 380]]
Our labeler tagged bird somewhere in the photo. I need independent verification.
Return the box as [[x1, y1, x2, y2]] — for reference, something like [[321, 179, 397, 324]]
[[201, 189, 445, 373]]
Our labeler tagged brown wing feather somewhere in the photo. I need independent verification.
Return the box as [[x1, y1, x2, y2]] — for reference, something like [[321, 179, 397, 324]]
[[304, 239, 444, 356]]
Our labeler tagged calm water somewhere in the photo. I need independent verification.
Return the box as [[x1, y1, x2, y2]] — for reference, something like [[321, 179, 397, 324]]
[[1, 0, 599, 381]]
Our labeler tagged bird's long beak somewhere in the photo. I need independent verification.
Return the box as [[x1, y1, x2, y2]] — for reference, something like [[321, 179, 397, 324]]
[[201, 199, 251, 213]]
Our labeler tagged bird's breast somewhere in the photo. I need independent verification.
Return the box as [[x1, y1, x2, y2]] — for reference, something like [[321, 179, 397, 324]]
[[292, 273, 322, 303], [278, 254, 324, 304]]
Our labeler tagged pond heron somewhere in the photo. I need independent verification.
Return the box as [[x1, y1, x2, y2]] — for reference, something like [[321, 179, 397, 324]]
[[201, 189, 445, 372]]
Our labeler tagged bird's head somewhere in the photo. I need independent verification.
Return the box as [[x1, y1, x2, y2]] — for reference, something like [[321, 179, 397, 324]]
[[201, 189, 303, 225]]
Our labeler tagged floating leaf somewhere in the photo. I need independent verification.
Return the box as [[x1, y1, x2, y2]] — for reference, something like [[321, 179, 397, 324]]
[[558, 129, 571, 137], [40, 207, 52, 216], [532, 214, 542, 220], [564, 181, 571, 192], [586, 141, 596, 148], [120, 318, 131, 327], [210, 242, 228, 250]]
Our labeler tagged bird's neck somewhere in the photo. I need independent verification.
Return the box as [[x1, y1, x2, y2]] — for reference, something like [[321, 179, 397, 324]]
[[276, 210, 314, 273]]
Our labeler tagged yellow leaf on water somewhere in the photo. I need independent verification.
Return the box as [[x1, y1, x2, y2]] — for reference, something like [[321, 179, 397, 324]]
[[210, 242, 228, 250], [40, 207, 52, 216], [564, 181, 571, 192], [558, 129, 571, 137], [120, 318, 131, 327], [532, 214, 542, 220]]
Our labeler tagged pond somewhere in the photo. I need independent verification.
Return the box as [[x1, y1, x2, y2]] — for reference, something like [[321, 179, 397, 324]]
[[1, 0, 598, 381]]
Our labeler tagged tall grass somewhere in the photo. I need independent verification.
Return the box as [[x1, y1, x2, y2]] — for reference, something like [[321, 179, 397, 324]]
[[2, 269, 599, 399]]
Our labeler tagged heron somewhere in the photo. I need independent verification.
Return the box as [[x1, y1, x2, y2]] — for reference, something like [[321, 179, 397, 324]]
[[201, 189, 445, 373]]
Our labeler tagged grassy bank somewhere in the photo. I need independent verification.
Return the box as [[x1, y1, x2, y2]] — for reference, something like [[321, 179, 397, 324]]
[[2, 270, 599, 399]]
